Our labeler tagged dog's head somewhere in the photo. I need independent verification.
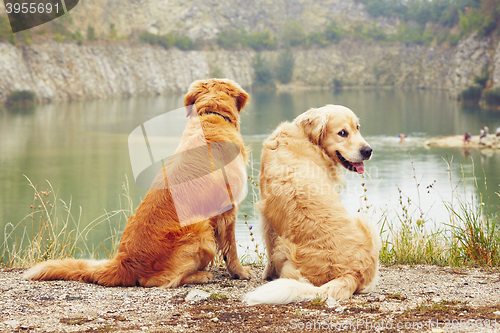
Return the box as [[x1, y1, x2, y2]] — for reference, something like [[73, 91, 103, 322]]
[[184, 79, 249, 126], [293, 105, 372, 174]]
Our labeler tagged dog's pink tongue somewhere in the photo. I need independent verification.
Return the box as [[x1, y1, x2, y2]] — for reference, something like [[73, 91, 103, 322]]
[[353, 162, 364, 174]]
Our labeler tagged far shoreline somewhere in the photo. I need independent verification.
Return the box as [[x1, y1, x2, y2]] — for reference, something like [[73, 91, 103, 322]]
[[424, 134, 500, 149]]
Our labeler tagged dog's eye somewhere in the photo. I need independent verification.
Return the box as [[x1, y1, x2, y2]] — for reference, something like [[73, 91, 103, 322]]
[[338, 130, 348, 137], [356, 124, 360, 130]]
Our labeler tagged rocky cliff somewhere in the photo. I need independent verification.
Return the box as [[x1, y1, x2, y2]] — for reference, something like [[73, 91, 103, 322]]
[[0, 42, 254, 103], [1, 33, 500, 104], [1, 0, 500, 103]]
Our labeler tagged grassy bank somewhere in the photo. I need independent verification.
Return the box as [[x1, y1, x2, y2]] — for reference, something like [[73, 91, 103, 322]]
[[2, 159, 500, 268], [375, 160, 500, 267], [1, 176, 133, 268]]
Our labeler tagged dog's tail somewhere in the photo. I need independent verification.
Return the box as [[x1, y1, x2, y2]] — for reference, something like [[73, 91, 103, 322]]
[[244, 275, 358, 305], [23, 256, 137, 287]]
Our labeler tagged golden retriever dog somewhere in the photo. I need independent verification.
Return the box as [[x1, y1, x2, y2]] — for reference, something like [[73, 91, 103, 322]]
[[24, 79, 251, 287], [245, 105, 380, 305]]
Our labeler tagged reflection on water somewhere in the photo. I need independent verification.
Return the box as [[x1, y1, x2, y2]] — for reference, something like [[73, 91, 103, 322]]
[[1, 89, 500, 259]]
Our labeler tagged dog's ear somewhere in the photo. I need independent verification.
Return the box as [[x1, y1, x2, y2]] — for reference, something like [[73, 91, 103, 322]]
[[294, 109, 329, 146], [184, 80, 206, 117], [236, 90, 249, 112]]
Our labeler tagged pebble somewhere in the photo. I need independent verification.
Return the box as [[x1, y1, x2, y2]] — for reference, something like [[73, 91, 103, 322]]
[[335, 306, 346, 313], [326, 297, 339, 308], [185, 289, 211, 302], [3, 320, 19, 327]]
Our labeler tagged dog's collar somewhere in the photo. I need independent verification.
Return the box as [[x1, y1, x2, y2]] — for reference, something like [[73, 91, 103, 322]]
[[200, 111, 232, 123]]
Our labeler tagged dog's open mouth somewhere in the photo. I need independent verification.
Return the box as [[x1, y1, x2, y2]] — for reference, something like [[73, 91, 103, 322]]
[[336, 151, 365, 174]]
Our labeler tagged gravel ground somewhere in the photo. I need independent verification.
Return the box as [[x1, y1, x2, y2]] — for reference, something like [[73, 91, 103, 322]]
[[1, 264, 500, 333]]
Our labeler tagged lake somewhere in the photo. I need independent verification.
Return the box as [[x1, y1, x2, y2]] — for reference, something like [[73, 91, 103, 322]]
[[1, 89, 500, 261]]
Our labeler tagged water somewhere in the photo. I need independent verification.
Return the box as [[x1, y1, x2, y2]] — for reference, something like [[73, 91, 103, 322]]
[[1, 89, 500, 259]]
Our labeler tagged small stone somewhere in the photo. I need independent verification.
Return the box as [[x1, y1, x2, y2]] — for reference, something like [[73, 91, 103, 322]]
[[211, 317, 219, 323], [95, 318, 106, 323], [494, 311, 500, 316], [326, 297, 339, 308], [185, 289, 211, 302], [335, 306, 346, 313], [3, 320, 19, 327]]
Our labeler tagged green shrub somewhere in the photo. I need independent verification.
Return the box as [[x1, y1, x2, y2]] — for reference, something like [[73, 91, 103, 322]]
[[436, 30, 449, 45], [458, 8, 483, 35], [275, 48, 295, 84], [211, 65, 224, 78], [484, 88, 500, 107], [6, 90, 37, 107], [281, 20, 306, 47], [158, 33, 175, 49], [174, 36, 194, 50], [247, 30, 277, 51], [54, 33, 63, 43], [447, 33, 460, 46], [0, 17, 15, 44], [332, 78, 343, 90], [217, 28, 243, 49], [460, 86, 482, 103], [323, 20, 343, 43], [306, 31, 328, 47], [478, 14, 498, 37], [138, 31, 158, 45], [396, 23, 423, 45], [474, 70, 489, 89], [87, 25, 97, 41], [364, 0, 386, 17], [252, 53, 275, 89], [15, 31, 32, 46], [109, 23, 117, 39], [217, 28, 277, 51], [367, 24, 387, 41], [351, 24, 371, 41], [138, 31, 177, 50], [72, 30, 84, 43], [422, 28, 435, 45]]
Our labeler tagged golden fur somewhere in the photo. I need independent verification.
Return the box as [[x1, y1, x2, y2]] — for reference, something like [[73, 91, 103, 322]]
[[24, 79, 251, 287], [245, 105, 381, 305]]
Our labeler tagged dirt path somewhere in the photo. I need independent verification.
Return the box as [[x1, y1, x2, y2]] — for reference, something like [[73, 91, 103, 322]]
[[1, 265, 500, 332]]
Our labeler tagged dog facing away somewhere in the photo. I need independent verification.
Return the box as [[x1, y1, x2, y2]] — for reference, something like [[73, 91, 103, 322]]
[[245, 105, 381, 305], [24, 79, 251, 287]]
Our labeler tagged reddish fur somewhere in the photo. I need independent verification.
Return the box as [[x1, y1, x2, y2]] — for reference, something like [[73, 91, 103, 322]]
[[24, 79, 251, 287]]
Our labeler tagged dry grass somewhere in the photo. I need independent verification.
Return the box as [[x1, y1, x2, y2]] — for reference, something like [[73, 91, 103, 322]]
[[378, 157, 500, 267], [2, 155, 499, 268], [1, 176, 133, 268]]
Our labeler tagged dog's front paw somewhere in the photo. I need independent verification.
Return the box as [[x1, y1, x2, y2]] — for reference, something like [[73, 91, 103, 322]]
[[229, 265, 251, 280]]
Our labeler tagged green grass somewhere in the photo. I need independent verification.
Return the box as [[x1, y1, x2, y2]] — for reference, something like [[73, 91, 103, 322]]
[[378, 159, 500, 267]]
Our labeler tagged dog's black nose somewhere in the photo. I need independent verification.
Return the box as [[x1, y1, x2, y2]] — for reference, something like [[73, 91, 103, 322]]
[[361, 146, 372, 159]]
